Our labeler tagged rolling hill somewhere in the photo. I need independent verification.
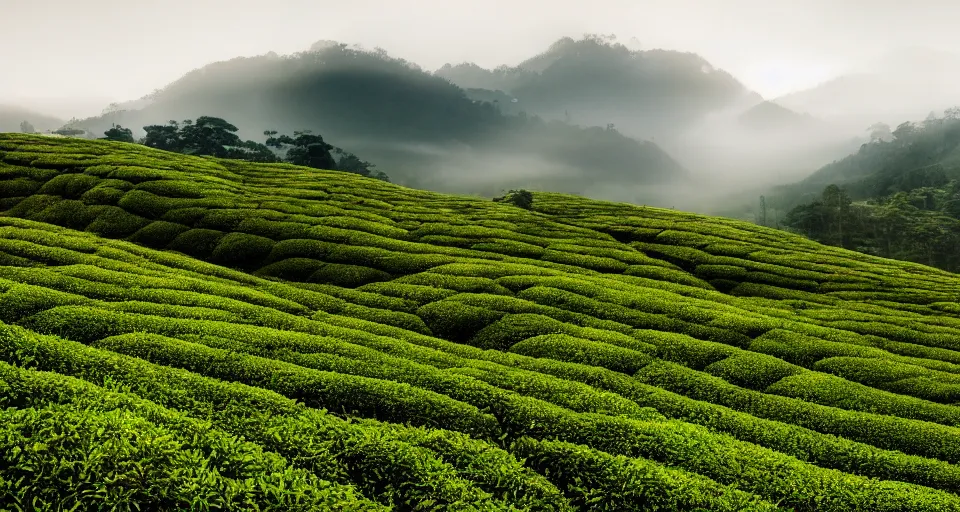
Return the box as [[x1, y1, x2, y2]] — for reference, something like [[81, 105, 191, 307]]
[[5, 134, 960, 509]]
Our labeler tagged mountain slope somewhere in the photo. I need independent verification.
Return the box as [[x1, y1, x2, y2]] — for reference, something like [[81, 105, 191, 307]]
[[67, 44, 686, 201], [4, 134, 960, 509], [436, 36, 761, 140]]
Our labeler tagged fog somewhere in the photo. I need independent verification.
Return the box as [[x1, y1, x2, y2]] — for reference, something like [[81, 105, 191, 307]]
[[4, 0, 960, 215]]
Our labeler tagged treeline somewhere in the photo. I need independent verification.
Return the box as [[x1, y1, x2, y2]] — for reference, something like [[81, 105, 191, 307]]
[[101, 116, 389, 181], [782, 108, 960, 271]]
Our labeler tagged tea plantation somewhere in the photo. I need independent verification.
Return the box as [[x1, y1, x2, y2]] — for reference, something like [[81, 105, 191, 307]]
[[3, 133, 960, 510]]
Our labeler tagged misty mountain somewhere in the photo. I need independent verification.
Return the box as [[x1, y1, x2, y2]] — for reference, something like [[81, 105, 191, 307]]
[[737, 101, 821, 132], [435, 35, 862, 201], [738, 109, 960, 225], [0, 104, 64, 133], [70, 43, 686, 202], [436, 35, 761, 140], [774, 47, 960, 133]]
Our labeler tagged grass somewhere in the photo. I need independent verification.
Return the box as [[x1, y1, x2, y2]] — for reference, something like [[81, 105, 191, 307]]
[[4, 133, 960, 509]]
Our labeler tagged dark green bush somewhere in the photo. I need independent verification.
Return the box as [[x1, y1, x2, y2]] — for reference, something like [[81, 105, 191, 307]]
[[29, 199, 98, 230], [117, 189, 176, 219], [36, 172, 101, 198], [417, 300, 506, 342], [166, 228, 225, 259], [210, 232, 276, 269], [308, 264, 391, 288], [127, 221, 191, 248], [0, 177, 41, 198], [85, 206, 151, 238], [257, 258, 328, 282]]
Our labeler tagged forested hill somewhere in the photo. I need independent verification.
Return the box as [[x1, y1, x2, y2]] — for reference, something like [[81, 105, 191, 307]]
[[435, 35, 761, 139], [6, 134, 960, 509], [776, 109, 960, 271], [68, 43, 686, 202]]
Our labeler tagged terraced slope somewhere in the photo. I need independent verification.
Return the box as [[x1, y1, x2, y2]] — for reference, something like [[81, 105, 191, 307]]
[[3, 134, 960, 510]]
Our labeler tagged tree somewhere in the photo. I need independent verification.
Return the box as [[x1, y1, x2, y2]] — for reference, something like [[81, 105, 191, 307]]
[[179, 117, 243, 157], [102, 124, 135, 143], [892, 121, 917, 144], [265, 130, 337, 170], [493, 189, 534, 210], [19, 121, 34, 134], [225, 140, 279, 163], [143, 117, 244, 157], [142, 121, 184, 152], [867, 122, 892, 143]]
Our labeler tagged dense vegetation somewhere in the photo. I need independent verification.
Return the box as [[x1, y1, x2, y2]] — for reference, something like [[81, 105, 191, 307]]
[[6, 133, 960, 509], [780, 108, 960, 271], [107, 116, 392, 181]]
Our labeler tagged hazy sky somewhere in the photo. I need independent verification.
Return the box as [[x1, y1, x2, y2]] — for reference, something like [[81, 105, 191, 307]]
[[4, 0, 960, 118]]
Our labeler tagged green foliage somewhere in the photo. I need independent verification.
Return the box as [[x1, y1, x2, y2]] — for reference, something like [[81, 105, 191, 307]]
[[101, 124, 135, 143], [166, 228, 225, 259], [9, 134, 960, 509], [493, 189, 534, 210], [210, 232, 276, 269]]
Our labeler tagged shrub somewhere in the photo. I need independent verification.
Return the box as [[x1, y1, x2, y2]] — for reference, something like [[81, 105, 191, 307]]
[[703, 352, 804, 390], [36, 172, 101, 198], [29, 199, 98, 230], [85, 206, 151, 238], [210, 232, 276, 269], [510, 334, 653, 375], [356, 282, 458, 305], [80, 185, 126, 205], [159, 206, 210, 226], [0, 177, 41, 198], [308, 264, 391, 288], [417, 300, 506, 342], [127, 221, 191, 248], [257, 258, 328, 282], [117, 189, 176, 219], [165, 228, 225, 259], [511, 438, 781, 512], [469, 314, 569, 350]]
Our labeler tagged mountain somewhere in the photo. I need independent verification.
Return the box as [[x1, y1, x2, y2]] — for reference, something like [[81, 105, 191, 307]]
[[736, 101, 821, 132], [0, 104, 64, 133], [744, 111, 960, 271], [68, 43, 686, 203], [436, 35, 762, 140], [774, 47, 960, 133], [4, 134, 960, 509]]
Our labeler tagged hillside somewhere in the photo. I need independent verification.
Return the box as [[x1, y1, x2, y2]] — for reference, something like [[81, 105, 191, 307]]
[[66, 44, 686, 201], [436, 36, 760, 140], [6, 134, 960, 509]]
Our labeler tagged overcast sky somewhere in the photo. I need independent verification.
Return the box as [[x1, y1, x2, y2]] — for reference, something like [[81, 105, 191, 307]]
[[3, 0, 959, 118]]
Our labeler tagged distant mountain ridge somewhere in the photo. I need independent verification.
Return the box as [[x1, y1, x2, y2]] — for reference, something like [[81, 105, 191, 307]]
[[436, 35, 762, 140], [66, 42, 688, 204], [773, 47, 960, 132]]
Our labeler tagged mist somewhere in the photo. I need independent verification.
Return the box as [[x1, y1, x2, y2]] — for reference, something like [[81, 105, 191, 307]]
[[5, 0, 960, 216]]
